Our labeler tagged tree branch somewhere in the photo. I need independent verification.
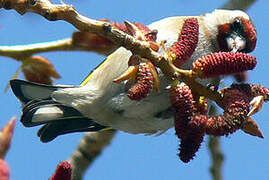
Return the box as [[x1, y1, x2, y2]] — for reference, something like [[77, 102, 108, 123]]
[[0, 0, 224, 104], [68, 129, 117, 180], [0, 0, 160, 59]]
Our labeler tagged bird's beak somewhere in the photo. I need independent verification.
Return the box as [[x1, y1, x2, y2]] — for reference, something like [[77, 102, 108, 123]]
[[226, 34, 246, 52]]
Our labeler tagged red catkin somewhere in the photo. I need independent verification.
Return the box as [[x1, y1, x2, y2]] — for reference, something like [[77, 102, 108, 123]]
[[168, 18, 199, 67], [228, 83, 269, 101], [191, 84, 268, 137], [170, 82, 194, 139], [49, 161, 72, 180], [178, 115, 207, 163], [172, 83, 268, 162], [128, 62, 154, 100], [179, 133, 204, 163], [178, 86, 251, 161], [205, 86, 250, 136], [169, 82, 207, 163], [192, 52, 257, 78]]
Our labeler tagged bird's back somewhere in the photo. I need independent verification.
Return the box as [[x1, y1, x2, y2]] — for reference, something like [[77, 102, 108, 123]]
[[52, 15, 220, 134]]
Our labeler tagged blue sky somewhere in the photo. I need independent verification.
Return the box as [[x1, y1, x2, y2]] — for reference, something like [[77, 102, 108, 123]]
[[1, 0, 269, 179]]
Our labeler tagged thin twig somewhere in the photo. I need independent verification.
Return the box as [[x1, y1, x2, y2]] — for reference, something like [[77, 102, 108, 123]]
[[207, 104, 224, 180], [69, 129, 117, 180], [0, 38, 74, 60], [0, 33, 120, 60], [0, 0, 162, 60], [221, 0, 257, 10], [208, 136, 224, 180]]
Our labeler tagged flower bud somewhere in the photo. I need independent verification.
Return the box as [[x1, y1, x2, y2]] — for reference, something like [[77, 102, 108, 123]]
[[0, 117, 16, 158], [241, 117, 264, 138], [72, 31, 117, 55], [0, 159, 9, 180], [21, 55, 60, 85]]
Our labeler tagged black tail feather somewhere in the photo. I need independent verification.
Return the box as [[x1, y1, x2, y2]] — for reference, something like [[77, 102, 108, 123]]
[[38, 118, 107, 142], [10, 79, 58, 104], [10, 79, 76, 104], [21, 99, 84, 127], [10, 79, 107, 142]]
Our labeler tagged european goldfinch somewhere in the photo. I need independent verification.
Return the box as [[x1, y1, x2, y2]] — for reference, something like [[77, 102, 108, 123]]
[[10, 9, 257, 142]]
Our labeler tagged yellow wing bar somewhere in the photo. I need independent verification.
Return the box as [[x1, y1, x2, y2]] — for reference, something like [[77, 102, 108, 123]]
[[80, 51, 117, 86]]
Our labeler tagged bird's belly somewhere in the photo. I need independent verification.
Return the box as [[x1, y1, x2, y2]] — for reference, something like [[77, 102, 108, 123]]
[[92, 86, 175, 134]]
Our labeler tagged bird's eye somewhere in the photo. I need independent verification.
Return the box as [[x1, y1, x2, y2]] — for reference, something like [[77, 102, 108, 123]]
[[231, 18, 243, 32]]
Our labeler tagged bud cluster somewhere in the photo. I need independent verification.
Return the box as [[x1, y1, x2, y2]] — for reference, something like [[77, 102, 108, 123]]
[[170, 83, 269, 163], [205, 86, 250, 136], [111, 18, 268, 163]]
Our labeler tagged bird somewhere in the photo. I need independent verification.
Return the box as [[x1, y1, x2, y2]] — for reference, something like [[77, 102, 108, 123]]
[[10, 9, 257, 142]]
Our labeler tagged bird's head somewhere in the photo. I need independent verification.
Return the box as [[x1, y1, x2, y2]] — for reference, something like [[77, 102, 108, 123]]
[[204, 9, 257, 53]]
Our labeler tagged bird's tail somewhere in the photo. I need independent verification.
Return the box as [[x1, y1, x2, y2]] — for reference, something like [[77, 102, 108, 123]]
[[10, 79, 106, 142]]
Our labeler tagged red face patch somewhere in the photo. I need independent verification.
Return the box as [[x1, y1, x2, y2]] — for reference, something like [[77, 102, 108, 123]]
[[217, 17, 257, 52], [217, 23, 231, 51], [241, 17, 257, 52]]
